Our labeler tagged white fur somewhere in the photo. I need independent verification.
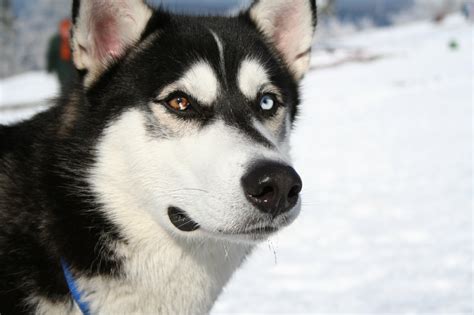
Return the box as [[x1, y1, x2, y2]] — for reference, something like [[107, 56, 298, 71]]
[[249, 0, 315, 80], [210, 30, 227, 80], [238, 58, 270, 99], [74, 240, 249, 315], [159, 61, 220, 106], [33, 298, 80, 315]]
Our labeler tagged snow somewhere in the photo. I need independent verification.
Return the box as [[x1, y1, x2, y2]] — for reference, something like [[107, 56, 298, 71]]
[[0, 71, 58, 106], [0, 71, 58, 124], [0, 15, 472, 314]]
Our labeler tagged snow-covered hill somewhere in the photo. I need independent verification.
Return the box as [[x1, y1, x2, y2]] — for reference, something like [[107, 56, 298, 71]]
[[0, 15, 472, 314]]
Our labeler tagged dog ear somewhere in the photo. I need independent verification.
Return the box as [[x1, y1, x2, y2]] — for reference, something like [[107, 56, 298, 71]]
[[71, 0, 152, 82], [247, 0, 317, 81]]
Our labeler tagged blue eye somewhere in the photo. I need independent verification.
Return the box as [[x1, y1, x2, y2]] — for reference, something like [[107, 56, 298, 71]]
[[260, 95, 275, 111]]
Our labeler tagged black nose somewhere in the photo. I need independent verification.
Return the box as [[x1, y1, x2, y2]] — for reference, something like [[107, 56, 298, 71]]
[[241, 161, 302, 217]]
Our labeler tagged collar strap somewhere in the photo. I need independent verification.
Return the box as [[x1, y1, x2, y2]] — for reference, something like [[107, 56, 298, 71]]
[[60, 259, 92, 315]]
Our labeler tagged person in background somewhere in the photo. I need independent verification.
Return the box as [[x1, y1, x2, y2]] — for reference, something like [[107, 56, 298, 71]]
[[462, 1, 474, 21], [46, 18, 76, 90]]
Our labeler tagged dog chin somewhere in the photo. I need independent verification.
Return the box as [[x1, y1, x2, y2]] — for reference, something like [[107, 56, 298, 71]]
[[167, 204, 301, 244]]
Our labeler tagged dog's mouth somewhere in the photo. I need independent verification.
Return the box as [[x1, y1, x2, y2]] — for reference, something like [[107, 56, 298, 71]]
[[168, 207, 200, 232], [167, 207, 292, 239]]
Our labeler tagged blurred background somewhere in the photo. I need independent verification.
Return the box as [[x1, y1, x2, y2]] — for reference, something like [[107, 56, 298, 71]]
[[0, 0, 471, 78], [0, 0, 472, 314]]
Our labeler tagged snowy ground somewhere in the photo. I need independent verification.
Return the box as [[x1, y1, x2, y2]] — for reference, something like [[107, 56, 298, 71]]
[[1, 15, 472, 315], [0, 71, 57, 124]]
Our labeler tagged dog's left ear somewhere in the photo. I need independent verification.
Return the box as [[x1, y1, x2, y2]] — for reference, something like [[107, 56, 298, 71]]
[[71, 0, 153, 84], [247, 0, 317, 81]]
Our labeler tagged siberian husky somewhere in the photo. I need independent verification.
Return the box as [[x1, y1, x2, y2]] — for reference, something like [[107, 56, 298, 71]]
[[0, 0, 317, 314]]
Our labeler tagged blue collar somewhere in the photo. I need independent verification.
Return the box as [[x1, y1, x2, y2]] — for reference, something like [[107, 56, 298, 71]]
[[60, 259, 92, 315]]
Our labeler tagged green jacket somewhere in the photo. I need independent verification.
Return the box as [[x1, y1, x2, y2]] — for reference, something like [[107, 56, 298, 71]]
[[47, 35, 76, 87]]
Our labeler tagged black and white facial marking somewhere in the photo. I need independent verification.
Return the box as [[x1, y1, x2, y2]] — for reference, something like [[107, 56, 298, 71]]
[[71, 0, 316, 244]]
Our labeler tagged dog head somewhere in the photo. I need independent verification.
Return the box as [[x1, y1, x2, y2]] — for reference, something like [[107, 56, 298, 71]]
[[71, 0, 316, 243]]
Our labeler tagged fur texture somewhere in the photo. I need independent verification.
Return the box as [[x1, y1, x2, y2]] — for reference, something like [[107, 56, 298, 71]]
[[0, 1, 316, 314]]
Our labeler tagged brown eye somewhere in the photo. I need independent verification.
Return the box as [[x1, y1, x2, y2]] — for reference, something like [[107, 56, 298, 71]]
[[167, 96, 191, 111]]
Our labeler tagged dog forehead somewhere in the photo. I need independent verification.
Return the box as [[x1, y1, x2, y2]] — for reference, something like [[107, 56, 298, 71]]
[[204, 28, 272, 96], [154, 27, 273, 106], [237, 58, 270, 99], [161, 61, 219, 106], [134, 13, 299, 119]]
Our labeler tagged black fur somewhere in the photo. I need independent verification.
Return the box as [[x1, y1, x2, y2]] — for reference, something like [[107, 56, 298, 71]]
[[0, 1, 316, 314], [71, 0, 80, 25]]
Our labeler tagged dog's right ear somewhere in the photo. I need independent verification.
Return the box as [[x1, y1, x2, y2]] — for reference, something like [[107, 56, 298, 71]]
[[71, 0, 152, 83], [246, 0, 317, 81]]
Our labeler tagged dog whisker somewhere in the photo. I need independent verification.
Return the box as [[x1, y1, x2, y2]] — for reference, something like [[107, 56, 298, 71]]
[[267, 240, 278, 265]]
